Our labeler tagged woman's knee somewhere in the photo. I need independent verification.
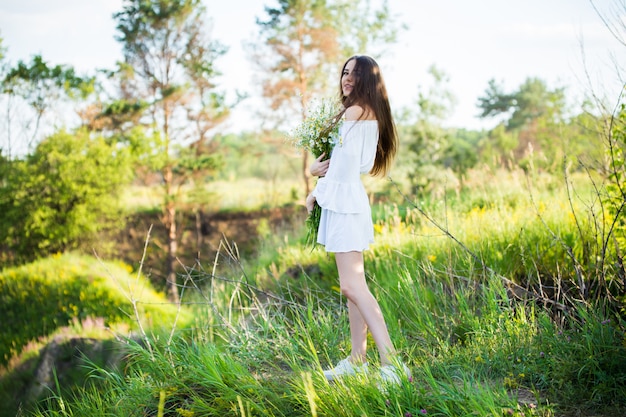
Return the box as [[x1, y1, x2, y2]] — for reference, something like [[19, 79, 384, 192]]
[[340, 283, 366, 303], [340, 285, 354, 300]]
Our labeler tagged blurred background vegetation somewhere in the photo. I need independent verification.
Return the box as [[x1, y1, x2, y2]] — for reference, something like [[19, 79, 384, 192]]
[[0, 0, 625, 416]]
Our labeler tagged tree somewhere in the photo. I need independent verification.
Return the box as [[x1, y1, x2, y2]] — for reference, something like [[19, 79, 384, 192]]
[[0, 130, 133, 265], [253, 0, 340, 197], [334, 0, 405, 59], [113, 0, 228, 302], [475, 79, 515, 122], [1, 55, 94, 158], [402, 65, 458, 195], [478, 78, 566, 130], [477, 77, 568, 168], [252, 0, 403, 196], [443, 128, 482, 183]]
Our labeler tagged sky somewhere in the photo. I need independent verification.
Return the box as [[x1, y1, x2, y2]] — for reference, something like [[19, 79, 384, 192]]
[[0, 0, 624, 132]]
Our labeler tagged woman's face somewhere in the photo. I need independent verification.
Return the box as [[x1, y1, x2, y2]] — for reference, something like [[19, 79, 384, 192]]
[[341, 59, 357, 97]]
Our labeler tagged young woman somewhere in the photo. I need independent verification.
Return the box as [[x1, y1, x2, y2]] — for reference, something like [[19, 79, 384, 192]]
[[305, 55, 410, 385]]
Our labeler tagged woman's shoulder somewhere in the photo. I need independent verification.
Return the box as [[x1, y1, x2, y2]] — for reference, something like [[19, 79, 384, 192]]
[[344, 104, 376, 121]]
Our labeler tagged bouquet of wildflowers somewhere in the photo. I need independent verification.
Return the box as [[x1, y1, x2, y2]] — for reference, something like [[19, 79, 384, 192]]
[[288, 98, 342, 248]]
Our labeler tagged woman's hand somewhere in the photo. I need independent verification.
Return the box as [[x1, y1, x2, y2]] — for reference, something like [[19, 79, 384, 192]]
[[305, 193, 316, 214], [309, 153, 330, 177]]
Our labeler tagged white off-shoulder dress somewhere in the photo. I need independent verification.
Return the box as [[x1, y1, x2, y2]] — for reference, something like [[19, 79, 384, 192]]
[[311, 120, 378, 252]]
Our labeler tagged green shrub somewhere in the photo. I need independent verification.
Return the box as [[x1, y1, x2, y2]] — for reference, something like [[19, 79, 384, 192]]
[[0, 129, 134, 265], [0, 253, 189, 366]]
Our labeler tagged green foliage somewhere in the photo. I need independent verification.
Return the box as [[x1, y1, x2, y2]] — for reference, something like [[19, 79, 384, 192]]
[[113, 0, 228, 128], [173, 145, 222, 178], [2, 55, 94, 106], [0, 129, 134, 264], [216, 130, 297, 181], [402, 118, 451, 194], [605, 106, 626, 245], [395, 75, 608, 195], [0, 253, 188, 367], [401, 66, 461, 195], [98, 98, 150, 132], [474, 77, 588, 173], [564, 110, 608, 168], [442, 128, 483, 179], [477, 79, 515, 118], [0, 54, 95, 156], [0, 35, 5, 62], [603, 105, 626, 310], [333, 0, 405, 58], [477, 77, 566, 131], [479, 122, 518, 169]]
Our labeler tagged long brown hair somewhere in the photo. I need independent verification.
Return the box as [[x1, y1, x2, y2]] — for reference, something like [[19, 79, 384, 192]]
[[338, 55, 398, 177]]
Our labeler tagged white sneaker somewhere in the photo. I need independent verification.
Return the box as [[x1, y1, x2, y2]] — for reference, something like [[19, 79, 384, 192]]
[[379, 362, 411, 386], [323, 358, 368, 381]]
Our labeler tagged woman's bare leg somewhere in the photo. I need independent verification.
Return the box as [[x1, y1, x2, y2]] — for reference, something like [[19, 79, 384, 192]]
[[335, 251, 396, 366], [347, 300, 367, 363]]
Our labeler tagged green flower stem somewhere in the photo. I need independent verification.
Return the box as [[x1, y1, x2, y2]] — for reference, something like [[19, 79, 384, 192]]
[[305, 202, 322, 248]]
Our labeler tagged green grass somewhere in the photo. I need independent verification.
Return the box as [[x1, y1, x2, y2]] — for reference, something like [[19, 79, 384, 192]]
[[30, 246, 626, 414], [29, 270, 626, 417], [6, 168, 626, 416], [0, 253, 192, 365], [0, 253, 195, 417]]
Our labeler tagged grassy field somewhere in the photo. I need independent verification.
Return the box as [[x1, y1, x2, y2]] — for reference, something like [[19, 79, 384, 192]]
[[3, 167, 626, 416]]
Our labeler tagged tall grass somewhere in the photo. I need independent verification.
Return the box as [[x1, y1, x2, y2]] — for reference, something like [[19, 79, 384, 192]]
[[32, 265, 626, 416], [21, 168, 626, 416], [31, 263, 626, 415]]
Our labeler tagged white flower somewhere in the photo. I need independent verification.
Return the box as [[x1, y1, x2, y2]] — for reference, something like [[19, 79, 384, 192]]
[[287, 98, 342, 158]]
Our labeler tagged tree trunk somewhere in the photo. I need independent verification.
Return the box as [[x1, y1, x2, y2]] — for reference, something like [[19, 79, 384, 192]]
[[165, 201, 179, 303], [167, 204, 180, 303], [163, 164, 180, 304], [299, 87, 310, 197], [302, 149, 310, 196], [195, 209, 202, 259]]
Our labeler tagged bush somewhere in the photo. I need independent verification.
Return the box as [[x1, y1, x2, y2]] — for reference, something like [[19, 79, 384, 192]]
[[0, 253, 188, 366], [0, 129, 134, 265]]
